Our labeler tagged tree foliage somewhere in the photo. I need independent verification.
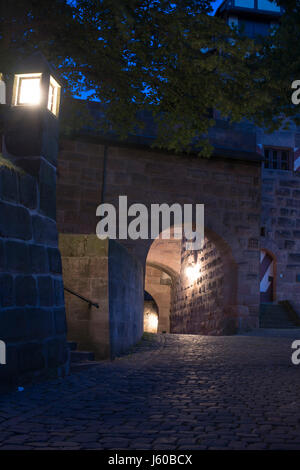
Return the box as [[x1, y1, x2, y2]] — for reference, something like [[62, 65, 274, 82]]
[[0, 0, 299, 155], [254, 0, 300, 131]]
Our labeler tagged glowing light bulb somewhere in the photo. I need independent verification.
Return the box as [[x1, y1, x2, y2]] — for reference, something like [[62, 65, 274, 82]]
[[13, 72, 61, 115], [19, 77, 41, 105], [186, 263, 200, 282]]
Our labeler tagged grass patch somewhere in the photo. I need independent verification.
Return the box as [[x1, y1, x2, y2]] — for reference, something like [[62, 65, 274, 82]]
[[0, 153, 24, 174]]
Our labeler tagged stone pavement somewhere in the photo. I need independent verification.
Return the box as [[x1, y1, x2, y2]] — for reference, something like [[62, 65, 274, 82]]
[[0, 332, 300, 450]]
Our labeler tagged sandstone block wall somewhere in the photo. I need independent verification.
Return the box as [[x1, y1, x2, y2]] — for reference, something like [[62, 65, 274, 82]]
[[262, 168, 300, 308], [108, 240, 144, 358], [60, 235, 144, 359], [59, 235, 110, 359], [57, 139, 262, 333], [171, 237, 237, 335], [0, 159, 69, 386], [57, 140, 105, 235]]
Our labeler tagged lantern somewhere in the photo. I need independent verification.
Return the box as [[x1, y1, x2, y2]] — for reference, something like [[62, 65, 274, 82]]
[[4, 53, 62, 167], [11, 53, 61, 116]]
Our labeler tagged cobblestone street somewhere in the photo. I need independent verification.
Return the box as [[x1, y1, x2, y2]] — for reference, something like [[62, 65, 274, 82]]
[[0, 332, 300, 450]]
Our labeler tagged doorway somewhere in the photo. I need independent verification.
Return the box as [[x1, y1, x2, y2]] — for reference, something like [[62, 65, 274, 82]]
[[260, 249, 275, 303]]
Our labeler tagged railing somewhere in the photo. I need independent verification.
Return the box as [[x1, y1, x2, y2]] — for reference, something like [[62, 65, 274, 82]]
[[64, 286, 99, 309]]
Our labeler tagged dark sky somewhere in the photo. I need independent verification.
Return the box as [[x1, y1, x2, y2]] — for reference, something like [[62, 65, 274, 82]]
[[212, 0, 224, 13]]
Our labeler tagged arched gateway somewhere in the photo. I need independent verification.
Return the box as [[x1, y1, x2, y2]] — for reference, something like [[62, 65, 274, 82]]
[[145, 227, 239, 336], [57, 132, 262, 357]]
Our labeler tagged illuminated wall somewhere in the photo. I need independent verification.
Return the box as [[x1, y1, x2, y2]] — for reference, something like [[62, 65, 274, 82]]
[[171, 236, 239, 335]]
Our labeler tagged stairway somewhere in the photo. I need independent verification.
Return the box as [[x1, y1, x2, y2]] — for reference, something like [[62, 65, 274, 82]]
[[68, 341, 99, 372], [260, 303, 300, 329]]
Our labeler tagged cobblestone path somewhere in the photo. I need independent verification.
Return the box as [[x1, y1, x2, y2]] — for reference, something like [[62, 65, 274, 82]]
[[0, 332, 300, 450]]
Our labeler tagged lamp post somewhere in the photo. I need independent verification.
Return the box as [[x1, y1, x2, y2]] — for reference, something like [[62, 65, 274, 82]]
[[3, 52, 62, 175], [11, 68, 61, 117]]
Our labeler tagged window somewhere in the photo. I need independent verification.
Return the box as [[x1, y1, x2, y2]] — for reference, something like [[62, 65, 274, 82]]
[[47, 76, 60, 116], [257, 0, 281, 12], [264, 147, 293, 171], [14, 73, 42, 106], [248, 238, 259, 248], [234, 0, 281, 11], [235, 0, 255, 7]]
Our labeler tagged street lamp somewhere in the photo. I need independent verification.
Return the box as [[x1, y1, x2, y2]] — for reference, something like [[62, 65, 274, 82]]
[[4, 52, 62, 169], [12, 67, 61, 116], [10, 52, 61, 116], [13, 73, 41, 106]]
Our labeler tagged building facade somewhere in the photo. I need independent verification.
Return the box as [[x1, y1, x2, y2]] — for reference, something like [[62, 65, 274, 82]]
[[217, 0, 300, 314]]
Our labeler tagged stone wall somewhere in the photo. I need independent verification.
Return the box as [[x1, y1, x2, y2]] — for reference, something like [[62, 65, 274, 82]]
[[171, 236, 237, 335], [57, 140, 105, 235], [108, 240, 144, 358], [261, 168, 300, 308], [60, 236, 144, 359], [0, 158, 69, 386], [59, 235, 110, 359], [57, 138, 262, 332]]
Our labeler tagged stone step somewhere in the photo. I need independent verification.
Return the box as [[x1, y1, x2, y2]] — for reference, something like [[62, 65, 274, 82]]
[[70, 361, 101, 373], [260, 323, 297, 329], [260, 316, 295, 323], [259, 302, 299, 329], [260, 305, 288, 314], [260, 315, 295, 323], [260, 319, 296, 324], [70, 350, 95, 363], [261, 312, 289, 318], [67, 341, 78, 351], [260, 318, 291, 323], [261, 311, 294, 317]]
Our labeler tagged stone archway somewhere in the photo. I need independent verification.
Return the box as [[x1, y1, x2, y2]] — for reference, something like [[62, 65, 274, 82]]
[[145, 226, 241, 335], [145, 230, 181, 333]]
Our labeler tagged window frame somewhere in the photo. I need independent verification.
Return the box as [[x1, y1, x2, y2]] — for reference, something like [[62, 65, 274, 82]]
[[233, 0, 282, 12], [263, 146, 294, 171]]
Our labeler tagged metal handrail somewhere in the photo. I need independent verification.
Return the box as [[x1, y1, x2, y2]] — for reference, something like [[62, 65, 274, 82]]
[[64, 286, 99, 309]]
